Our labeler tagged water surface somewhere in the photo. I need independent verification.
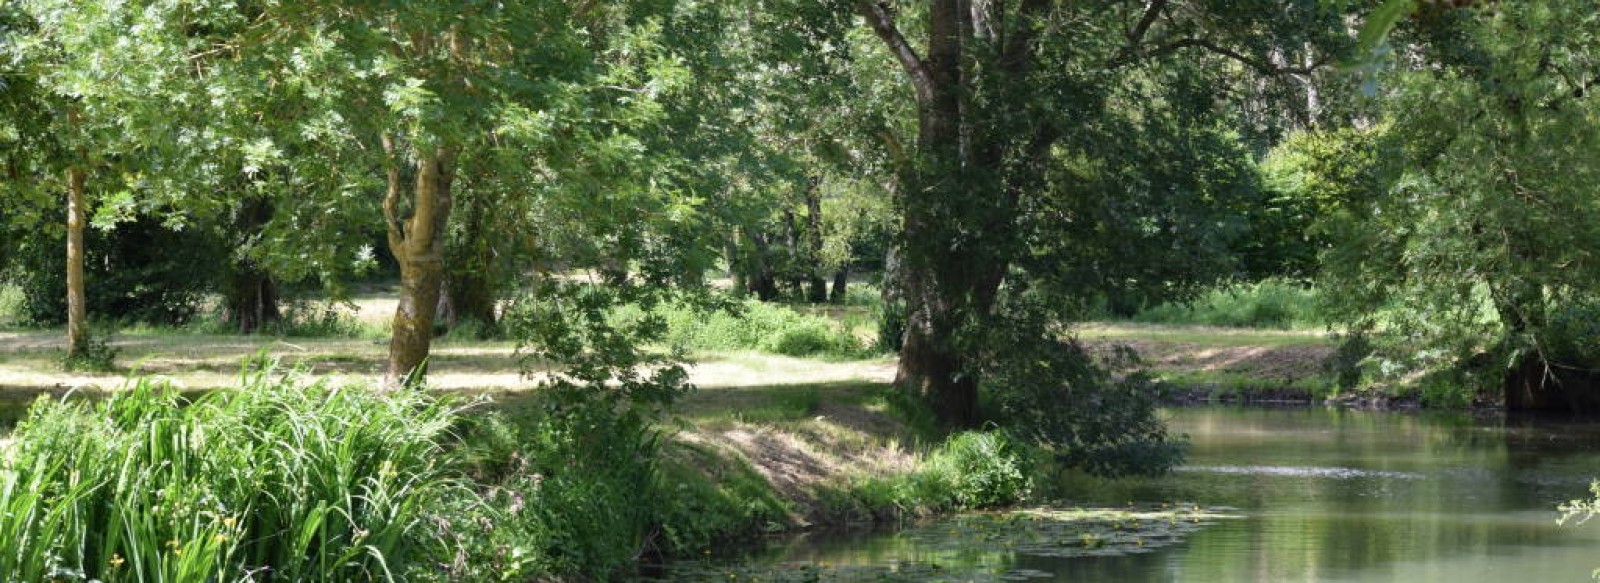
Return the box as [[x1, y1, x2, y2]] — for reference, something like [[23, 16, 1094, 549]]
[[675, 407, 1600, 582]]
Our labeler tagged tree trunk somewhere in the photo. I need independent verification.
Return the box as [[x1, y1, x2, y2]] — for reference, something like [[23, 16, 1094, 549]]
[[747, 230, 780, 301], [446, 270, 497, 328], [65, 152, 87, 357], [228, 268, 281, 334], [383, 142, 455, 389], [830, 268, 848, 303], [782, 208, 804, 298], [727, 239, 749, 296], [856, 0, 1041, 429], [226, 197, 281, 334], [805, 179, 828, 303], [442, 194, 498, 331]]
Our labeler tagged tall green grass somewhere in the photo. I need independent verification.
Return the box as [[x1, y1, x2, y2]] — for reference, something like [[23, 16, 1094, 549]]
[[615, 298, 874, 359], [181, 302, 389, 338], [0, 363, 470, 582], [1131, 279, 1324, 329], [0, 359, 803, 581]]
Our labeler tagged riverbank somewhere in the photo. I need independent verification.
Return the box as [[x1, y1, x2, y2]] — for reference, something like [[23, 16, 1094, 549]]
[[0, 317, 1444, 579]]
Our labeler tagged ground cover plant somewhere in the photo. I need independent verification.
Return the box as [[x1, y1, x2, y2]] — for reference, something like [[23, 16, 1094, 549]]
[[0, 362, 469, 581]]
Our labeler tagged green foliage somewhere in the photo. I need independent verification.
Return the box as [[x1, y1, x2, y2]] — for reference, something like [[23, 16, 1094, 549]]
[[1325, 332, 1376, 392], [977, 291, 1185, 478], [11, 217, 226, 327], [1314, 2, 1600, 406], [488, 280, 789, 577], [59, 328, 117, 372], [613, 295, 872, 359], [0, 282, 26, 328], [1132, 279, 1324, 330], [824, 431, 1033, 519], [0, 362, 469, 581], [925, 432, 1033, 509], [1557, 481, 1600, 580], [458, 386, 665, 578]]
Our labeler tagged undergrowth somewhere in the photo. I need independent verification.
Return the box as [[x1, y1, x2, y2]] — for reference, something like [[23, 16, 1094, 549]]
[[821, 431, 1033, 520], [1130, 279, 1323, 329], [0, 361, 468, 581], [613, 297, 875, 359]]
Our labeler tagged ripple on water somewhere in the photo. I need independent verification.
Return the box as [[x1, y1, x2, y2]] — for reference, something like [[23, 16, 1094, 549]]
[[1177, 465, 1425, 480]]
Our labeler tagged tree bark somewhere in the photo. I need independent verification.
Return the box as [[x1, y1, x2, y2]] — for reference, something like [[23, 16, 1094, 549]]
[[746, 230, 780, 301], [228, 268, 281, 334], [383, 141, 455, 389], [830, 268, 848, 303], [64, 143, 87, 357]]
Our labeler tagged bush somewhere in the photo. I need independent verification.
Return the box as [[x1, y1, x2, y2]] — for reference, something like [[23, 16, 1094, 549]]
[[1132, 278, 1323, 329], [0, 282, 24, 328], [824, 430, 1033, 519], [980, 290, 1185, 478], [11, 217, 225, 327], [927, 431, 1032, 509]]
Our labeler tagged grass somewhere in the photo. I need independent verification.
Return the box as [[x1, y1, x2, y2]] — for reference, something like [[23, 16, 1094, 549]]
[[0, 364, 470, 581], [1127, 279, 1325, 330], [1076, 322, 1332, 348]]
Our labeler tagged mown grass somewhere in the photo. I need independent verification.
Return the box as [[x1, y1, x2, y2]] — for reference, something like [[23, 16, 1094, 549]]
[[1076, 322, 1332, 348]]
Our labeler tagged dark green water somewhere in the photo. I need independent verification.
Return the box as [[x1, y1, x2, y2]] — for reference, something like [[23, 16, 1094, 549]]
[[676, 408, 1600, 582]]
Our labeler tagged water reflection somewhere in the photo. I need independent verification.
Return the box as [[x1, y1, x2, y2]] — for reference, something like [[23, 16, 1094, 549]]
[[672, 407, 1600, 582]]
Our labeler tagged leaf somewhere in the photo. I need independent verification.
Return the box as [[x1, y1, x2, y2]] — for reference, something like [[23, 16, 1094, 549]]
[[1352, 0, 1416, 65]]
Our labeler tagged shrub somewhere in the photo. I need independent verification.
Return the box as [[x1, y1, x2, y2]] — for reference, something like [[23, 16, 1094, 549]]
[[825, 430, 1033, 519], [927, 431, 1032, 509], [0, 282, 24, 328]]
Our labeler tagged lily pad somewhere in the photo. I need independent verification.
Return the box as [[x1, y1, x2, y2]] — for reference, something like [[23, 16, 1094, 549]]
[[644, 504, 1240, 581]]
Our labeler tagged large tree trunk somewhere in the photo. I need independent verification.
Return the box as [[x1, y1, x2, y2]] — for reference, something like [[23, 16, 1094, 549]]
[[64, 147, 88, 357], [383, 142, 455, 389], [746, 230, 780, 301]]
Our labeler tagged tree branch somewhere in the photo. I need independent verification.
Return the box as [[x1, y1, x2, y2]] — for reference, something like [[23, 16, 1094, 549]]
[[1126, 0, 1169, 46], [380, 133, 406, 254], [855, 0, 936, 107], [1107, 37, 1330, 75], [999, 0, 1052, 74]]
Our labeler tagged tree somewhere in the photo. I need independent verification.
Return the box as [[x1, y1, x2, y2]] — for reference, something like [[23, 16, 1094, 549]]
[[1318, 1, 1600, 411], [845, 0, 1353, 427]]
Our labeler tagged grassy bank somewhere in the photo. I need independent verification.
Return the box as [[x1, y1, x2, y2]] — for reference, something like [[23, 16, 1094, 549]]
[[0, 360, 1043, 581], [1077, 323, 1339, 402]]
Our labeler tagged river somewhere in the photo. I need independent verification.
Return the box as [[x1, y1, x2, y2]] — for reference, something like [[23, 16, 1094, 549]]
[[662, 407, 1600, 582]]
